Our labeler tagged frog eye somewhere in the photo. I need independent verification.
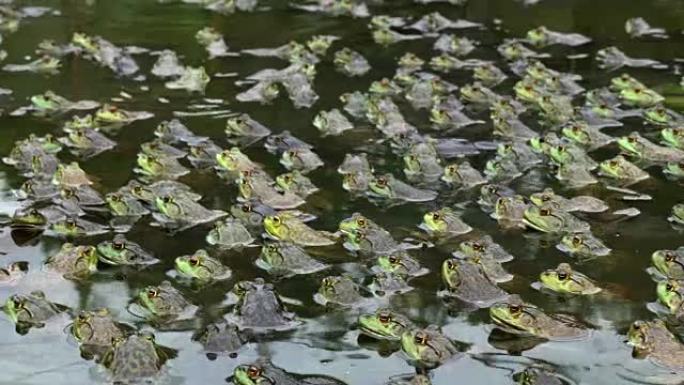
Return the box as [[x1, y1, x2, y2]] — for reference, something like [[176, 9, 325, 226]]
[[241, 204, 252, 212], [287, 150, 297, 158], [541, 195, 550, 202], [666, 283, 675, 292], [247, 366, 262, 379], [628, 136, 637, 143], [432, 213, 441, 221], [446, 259, 456, 269], [540, 209, 550, 216], [162, 196, 173, 203], [189, 256, 200, 266], [634, 88, 642, 94], [388, 255, 399, 264], [356, 218, 366, 227], [113, 241, 125, 250], [414, 332, 428, 345], [143, 333, 155, 342], [524, 85, 533, 92], [133, 186, 143, 194], [609, 160, 619, 168], [665, 253, 676, 262], [572, 236, 583, 245], [376, 178, 387, 187], [557, 272, 568, 280], [508, 304, 522, 314], [283, 175, 292, 182], [409, 155, 417, 161], [110, 194, 120, 202], [11, 297, 23, 308], [77, 313, 88, 322], [65, 218, 77, 227], [447, 165, 457, 173], [147, 289, 158, 298], [378, 312, 391, 324], [271, 216, 281, 224]]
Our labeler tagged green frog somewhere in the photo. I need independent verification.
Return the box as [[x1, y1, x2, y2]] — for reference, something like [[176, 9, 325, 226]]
[[135, 153, 190, 180], [192, 319, 244, 356], [105, 192, 149, 217], [400, 326, 460, 368], [71, 308, 128, 356], [537, 263, 602, 295], [420, 207, 472, 237], [670, 203, 684, 225], [556, 232, 611, 258], [661, 127, 684, 151], [314, 275, 366, 307], [205, 218, 255, 248], [489, 296, 589, 341], [256, 242, 329, 278], [620, 86, 664, 107], [165, 66, 210, 93], [231, 359, 347, 385], [618, 132, 684, 163], [49, 216, 109, 237], [530, 188, 608, 213], [441, 161, 486, 189], [280, 148, 324, 173], [44, 243, 98, 279], [375, 252, 427, 277], [276, 170, 319, 197], [238, 172, 306, 210], [97, 235, 158, 266], [174, 249, 231, 281], [656, 279, 684, 318], [52, 162, 92, 188], [4, 291, 68, 334], [523, 206, 591, 234], [358, 308, 413, 341], [651, 248, 684, 279], [369, 174, 438, 203], [314, 108, 354, 137], [137, 281, 193, 320], [264, 213, 337, 247], [153, 194, 227, 231]]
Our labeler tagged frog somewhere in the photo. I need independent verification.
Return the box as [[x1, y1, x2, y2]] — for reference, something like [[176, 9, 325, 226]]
[[44, 243, 98, 279], [195, 27, 231, 58], [547, 144, 597, 170], [385, 374, 432, 385], [333, 47, 371, 77], [124, 179, 201, 205], [97, 234, 159, 267], [105, 192, 150, 217], [526, 26, 591, 47], [187, 140, 222, 169], [369, 272, 413, 296], [484, 158, 523, 183], [3, 55, 62, 74], [155, 119, 207, 146], [94, 104, 153, 126], [71, 308, 128, 356], [15, 178, 59, 202], [554, 162, 599, 189], [670, 204, 684, 226], [536, 263, 602, 295], [441, 161, 486, 189], [561, 121, 615, 151], [342, 224, 407, 256], [661, 127, 684, 151], [473, 63, 507, 87], [617, 132, 684, 163], [627, 319, 684, 370], [4, 291, 68, 334], [135, 153, 190, 180], [231, 358, 347, 385], [102, 332, 169, 383], [556, 232, 611, 258], [256, 242, 329, 278], [529, 188, 609, 213], [489, 296, 589, 341], [49, 216, 109, 237], [441, 258, 509, 307], [151, 49, 185, 79], [165, 66, 210, 93], [59, 127, 116, 158], [403, 145, 444, 183], [280, 147, 324, 173], [523, 205, 591, 234], [206, 218, 255, 248], [369, 173, 438, 203], [651, 247, 684, 279], [512, 368, 566, 385], [57, 185, 105, 214], [236, 80, 280, 104], [374, 251, 427, 278], [419, 207, 472, 237], [237, 172, 306, 210], [225, 113, 271, 146], [226, 278, 299, 331], [11, 206, 66, 230], [306, 34, 338, 56], [493, 195, 530, 230], [264, 213, 337, 247], [52, 162, 93, 188], [276, 170, 319, 197], [643, 105, 683, 127], [30, 90, 99, 114], [656, 279, 684, 318], [598, 155, 650, 186], [314, 275, 366, 307], [664, 162, 684, 178], [358, 308, 414, 341], [137, 281, 193, 320], [215, 147, 264, 176], [140, 140, 187, 159], [619, 86, 665, 108], [174, 249, 232, 281], [153, 194, 228, 231], [400, 326, 460, 368], [192, 319, 244, 357]]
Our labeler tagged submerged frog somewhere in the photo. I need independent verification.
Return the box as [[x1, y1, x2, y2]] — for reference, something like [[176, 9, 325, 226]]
[[358, 308, 413, 341], [537, 263, 602, 295], [369, 173, 438, 203], [556, 233, 611, 258], [192, 319, 244, 357], [49, 216, 109, 237], [4, 291, 68, 334], [264, 213, 337, 247], [513, 368, 566, 385], [174, 249, 231, 281], [627, 319, 684, 370], [441, 258, 509, 307], [523, 206, 591, 234], [489, 296, 589, 341], [400, 326, 460, 368], [315, 275, 366, 307], [226, 278, 299, 331], [205, 218, 255, 248], [670, 204, 684, 225], [231, 359, 347, 385], [44, 243, 98, 279], [256, 242, 328, 278]]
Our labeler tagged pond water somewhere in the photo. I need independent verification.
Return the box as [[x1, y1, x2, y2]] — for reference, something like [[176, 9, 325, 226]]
[[0, 0, 683, 384]]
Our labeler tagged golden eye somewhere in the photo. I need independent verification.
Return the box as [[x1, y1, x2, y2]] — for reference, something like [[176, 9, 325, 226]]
[[634, 88, 642, 94], [628, 136, 637, 143], [189, 257, 199, 266], [247, 366, 262, 379], [162, 196, 172, 203], [241, 204, 251, 212], [508, 304, 522, 314], [110, 194, 120, 202], [414, 332, 428, 345], [378, 313, 391, 324], [666, 253, 676, 262], [432, 213, 440, 221], [666, 283, 674, 292], [557, 272, 568, 280], [609, 160, 619, 168], [357, 218, 366, 227], [572, 236, 582, 245], [446, 259, 455, 269], [272, 216, 281, 224], [376, 178, 387, 186], [540, 209, 550, 216], [448, 165, 457, 173], [388, 255, 398, 264], [147, 289, 158, 298], [113, 241, 125, 250]]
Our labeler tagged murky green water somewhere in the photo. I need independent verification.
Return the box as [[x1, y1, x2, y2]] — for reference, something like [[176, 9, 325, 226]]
[[0, 0, 683, 384]]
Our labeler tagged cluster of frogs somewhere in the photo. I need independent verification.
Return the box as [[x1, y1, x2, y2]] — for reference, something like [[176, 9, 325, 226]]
[[0, 0, 684, 384]]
